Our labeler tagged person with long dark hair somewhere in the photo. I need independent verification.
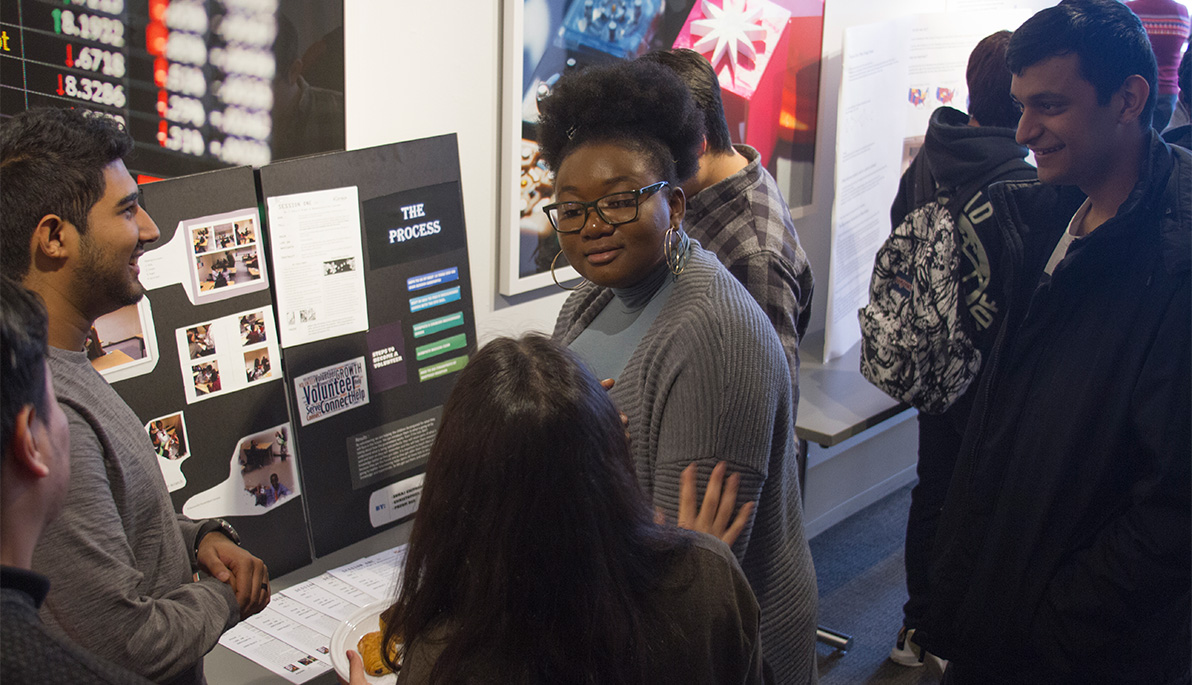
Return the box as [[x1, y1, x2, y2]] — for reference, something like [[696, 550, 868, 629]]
[[346, 334, 762, 684]]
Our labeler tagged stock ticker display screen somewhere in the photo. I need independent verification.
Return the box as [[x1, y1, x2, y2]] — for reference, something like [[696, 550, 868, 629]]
[[1, 0, 344, 179]]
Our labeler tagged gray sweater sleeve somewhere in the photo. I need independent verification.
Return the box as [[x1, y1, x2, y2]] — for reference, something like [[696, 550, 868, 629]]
[[645, 272, 790, 561], [35, 402, 239, 684], [555, 251, 791, 560]]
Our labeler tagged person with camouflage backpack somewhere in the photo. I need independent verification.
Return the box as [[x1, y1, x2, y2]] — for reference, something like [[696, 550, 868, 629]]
[[858, 30, 1036, 670]]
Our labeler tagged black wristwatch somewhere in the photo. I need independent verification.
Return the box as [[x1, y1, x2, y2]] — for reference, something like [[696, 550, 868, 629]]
[[196, 517, 241, 555]]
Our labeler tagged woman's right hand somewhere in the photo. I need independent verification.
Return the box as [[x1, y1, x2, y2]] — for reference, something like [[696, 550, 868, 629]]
[[674, 461, 755, 547]]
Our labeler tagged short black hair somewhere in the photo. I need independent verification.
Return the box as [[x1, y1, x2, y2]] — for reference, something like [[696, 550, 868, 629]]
[[1007, 0, 1158, 129], [1, 275, 50, 453], [966, 31, 1020, 128], [639, 49, 734, 153], [536, 60, 705, 183], [0, 108, 133, 279]]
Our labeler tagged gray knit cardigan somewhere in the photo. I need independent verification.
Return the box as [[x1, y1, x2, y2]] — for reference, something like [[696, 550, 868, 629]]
[[554, 245, 818, 685]]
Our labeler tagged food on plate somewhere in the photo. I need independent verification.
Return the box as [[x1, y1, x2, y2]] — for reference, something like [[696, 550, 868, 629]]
[[357, 624, 400, 676]]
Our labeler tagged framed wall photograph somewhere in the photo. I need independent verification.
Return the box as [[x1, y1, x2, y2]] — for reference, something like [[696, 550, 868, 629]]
[[498, 0, 826, 295]]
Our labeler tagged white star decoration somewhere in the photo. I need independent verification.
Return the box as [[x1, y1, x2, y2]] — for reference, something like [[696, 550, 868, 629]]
[[690, 0, 767, 83]]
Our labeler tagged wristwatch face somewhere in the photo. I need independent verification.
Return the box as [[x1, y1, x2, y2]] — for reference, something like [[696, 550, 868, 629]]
[[215, 518, 241, 545]]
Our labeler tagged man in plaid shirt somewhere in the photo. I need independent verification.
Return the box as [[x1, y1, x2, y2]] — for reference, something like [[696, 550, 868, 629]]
[[641, 49, 814, 410]]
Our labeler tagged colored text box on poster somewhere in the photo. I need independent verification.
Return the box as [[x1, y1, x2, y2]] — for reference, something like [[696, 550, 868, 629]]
[[417, 355, 468, 382], [409, 286, 460, 313], [366, 320, 407, 394], [412, 312, 464, 338], [414, 333, 467, 361], [407, 267, 459, 292]]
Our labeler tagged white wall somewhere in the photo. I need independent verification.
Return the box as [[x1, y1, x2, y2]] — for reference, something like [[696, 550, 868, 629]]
[[345, 0, 569, 344]]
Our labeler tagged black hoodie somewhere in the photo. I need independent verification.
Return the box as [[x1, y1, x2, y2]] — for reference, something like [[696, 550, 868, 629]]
[[890, 106, 1036, 428]]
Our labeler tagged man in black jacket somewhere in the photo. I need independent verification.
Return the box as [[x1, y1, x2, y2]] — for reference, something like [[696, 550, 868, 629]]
[[886, 31, 1037, 671], [918, 1, 1191, 683]]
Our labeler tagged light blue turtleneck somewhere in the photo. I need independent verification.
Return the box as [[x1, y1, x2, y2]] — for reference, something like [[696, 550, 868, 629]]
[[569, 260, 676, 382]]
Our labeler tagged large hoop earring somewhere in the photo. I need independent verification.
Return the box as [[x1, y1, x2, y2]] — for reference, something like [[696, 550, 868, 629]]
[[551, 249, 587, 291], [664, 225, 691, 276]]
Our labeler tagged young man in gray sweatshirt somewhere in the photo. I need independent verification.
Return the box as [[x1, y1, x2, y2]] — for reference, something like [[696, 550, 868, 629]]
[[1, 108, 271, 685]]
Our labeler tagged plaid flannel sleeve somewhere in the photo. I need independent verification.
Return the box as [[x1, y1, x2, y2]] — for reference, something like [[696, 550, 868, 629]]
[[727, 248, 812, 405]]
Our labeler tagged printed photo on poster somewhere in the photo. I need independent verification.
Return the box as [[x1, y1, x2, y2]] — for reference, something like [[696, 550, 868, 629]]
[[244, 348, 274, 382], [193, 361, 223, 396], [182, 208, 269, 305], [175, 306, 284, 404], [322, 257, 356, 275], [186, 324, 217, 360], [90, 297, 159, 383], [182, 423, 302, 519], [240, 311, 269, 345], [293, 357, 370, 426], [146, 411, 192, 492], [239, 425, 298, 510], [149, 412, 190, 460]]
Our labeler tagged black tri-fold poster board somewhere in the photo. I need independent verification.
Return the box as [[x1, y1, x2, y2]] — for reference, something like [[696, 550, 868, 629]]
[[257, 134, 478, 557], [118, 166, 312, 577]]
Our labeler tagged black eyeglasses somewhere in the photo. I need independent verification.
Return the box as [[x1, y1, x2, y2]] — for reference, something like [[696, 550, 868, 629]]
[[541, 181, 669, 234]]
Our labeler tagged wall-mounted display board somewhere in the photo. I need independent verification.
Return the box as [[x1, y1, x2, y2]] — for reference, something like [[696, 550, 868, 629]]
[[499, 0, 826, 295], [258, 134, 477, 558], [115, 165, 312, 578]]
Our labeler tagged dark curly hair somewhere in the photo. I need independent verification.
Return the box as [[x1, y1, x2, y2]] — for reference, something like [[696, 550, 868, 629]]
[[1, 108, 133, 279], [536, 60, 705, 184], [1179, 47, 1190, 111]]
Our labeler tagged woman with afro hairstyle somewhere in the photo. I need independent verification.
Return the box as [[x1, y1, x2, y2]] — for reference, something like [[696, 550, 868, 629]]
[[539, 60, 819, 685]]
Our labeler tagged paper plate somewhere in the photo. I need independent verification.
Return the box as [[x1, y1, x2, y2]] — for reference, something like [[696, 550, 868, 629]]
[[329, 600, 399, 684]]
